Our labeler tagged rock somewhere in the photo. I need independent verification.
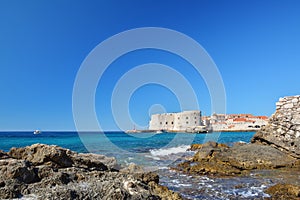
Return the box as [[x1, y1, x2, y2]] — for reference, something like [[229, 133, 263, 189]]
[[189, 144, 203, 151], [8, 144, 74, 167], [120, 163, 145, 174], [252, 95, 300, 158], [71, 153, 110, 171], [202, 141, 218, 148], [177, 142, 242, 176], [177, 142, 299, 176], [0, 150, 9, 159], [218, 144, 298, 170], [0, 144, 181, 199], [148, 181, 182, 200], [233, 141, 247, 147], [8, 143, 118, 171], [0, 158, 39, 184], [77, 153, 118, 170], [133, 172, 160, 185], [0, 179, 26, 199], [189, 142, 228, 152], [265, 183, 300, 200]]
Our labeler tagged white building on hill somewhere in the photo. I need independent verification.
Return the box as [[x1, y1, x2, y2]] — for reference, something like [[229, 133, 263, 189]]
[[149, 110, 202, 132]]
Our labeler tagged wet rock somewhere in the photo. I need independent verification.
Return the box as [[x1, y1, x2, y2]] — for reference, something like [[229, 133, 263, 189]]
[[265, 183, 300, 200], [148, 181, 182, 200]]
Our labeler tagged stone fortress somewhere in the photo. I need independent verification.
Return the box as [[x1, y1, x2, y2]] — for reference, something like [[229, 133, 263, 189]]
[[149, 110, 205, 132], [148, 110, 269, 132]]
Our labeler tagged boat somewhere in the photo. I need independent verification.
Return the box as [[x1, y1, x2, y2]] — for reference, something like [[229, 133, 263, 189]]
[[33, 130, 41, 134], [155, 129, 166, 133]]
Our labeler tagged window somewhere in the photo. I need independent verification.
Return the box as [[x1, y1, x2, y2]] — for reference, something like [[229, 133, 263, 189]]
[[160, 122, 162, 125], [186, 121, 189, 124], [195, 121, 197, 124], [171, 121, 174, 124], [186, 117, 188, 119], [194, 117, 197, 119], [166, 122, 168, 125]]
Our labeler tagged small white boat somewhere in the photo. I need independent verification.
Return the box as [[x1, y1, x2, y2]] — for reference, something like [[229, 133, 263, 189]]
[[33, 130, 41, 134], [155, 130, 166, 133]]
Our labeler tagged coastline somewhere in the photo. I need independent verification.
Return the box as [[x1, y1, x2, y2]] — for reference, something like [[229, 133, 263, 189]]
[[126, 129, 261, 133], [1, 95, 300, 199]]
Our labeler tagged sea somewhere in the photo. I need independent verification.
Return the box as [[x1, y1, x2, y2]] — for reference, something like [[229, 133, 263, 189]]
[[0, 131, 276, 199]]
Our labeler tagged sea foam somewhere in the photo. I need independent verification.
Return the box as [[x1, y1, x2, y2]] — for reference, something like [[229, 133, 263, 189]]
[[149, 145, 190, 157]]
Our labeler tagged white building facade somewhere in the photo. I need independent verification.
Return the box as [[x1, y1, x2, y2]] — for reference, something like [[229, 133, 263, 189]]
[[149, 110, 202, 131]]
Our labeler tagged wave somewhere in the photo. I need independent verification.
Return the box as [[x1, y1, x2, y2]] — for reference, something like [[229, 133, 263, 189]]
[[149, 145, 190, 157]]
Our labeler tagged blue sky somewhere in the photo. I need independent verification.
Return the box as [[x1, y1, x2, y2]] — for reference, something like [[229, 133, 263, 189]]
[[1, 0, 300, 131]]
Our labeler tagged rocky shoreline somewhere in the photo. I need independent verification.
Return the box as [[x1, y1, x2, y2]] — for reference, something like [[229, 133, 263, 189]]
[[1, 95, 300, 199], [0, 144, 181, 200], [175, 95, 300, 199]]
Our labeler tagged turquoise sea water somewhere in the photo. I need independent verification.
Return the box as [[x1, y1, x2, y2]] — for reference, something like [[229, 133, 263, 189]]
[[1, 131, 273, 199], [0, 131, 254, 153], [0, 131, 254, 166]]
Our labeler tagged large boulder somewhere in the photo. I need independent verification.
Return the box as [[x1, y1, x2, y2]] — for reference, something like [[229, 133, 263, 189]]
[[0, 144, 181, 200], [8, 143, 118, 170], [178, 142, 300, 176], [252, 95, 300, 158], [8, 144, 74, 167]]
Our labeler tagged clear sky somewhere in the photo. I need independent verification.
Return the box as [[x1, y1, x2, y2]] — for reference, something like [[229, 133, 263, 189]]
[[1, 0, 300, 131]]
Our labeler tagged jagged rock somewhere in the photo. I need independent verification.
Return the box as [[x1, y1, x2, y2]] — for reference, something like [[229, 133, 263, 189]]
[[74, 153, 118, 170], [0, 158, 39, 184], [148, 181, 182, 200], [0, 144, 181, 200], [178, 96, 300, 177], [189, 143, 203, 151], [265, 183, 300, 200], [252, 95, 300, 158], [133, 172, 160, 185], [177, 142, 299, 176], [71, 153, 109, 171], [8, 143, 118, 171], [8, 144, 74, 167]]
